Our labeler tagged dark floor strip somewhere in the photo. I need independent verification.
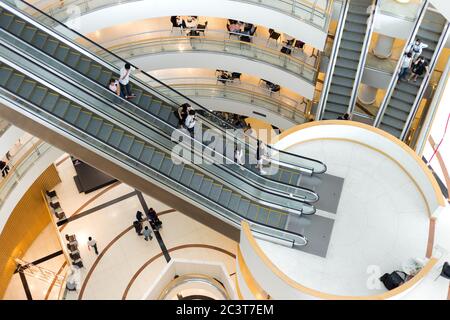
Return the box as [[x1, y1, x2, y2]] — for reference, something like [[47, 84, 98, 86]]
[[136, 190, 171, 262], [14, 250, 64, 273], [18, 270, 33, 300], [57, 190, 138, 226]]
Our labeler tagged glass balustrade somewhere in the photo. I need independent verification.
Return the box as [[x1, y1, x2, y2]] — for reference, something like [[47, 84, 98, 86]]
[[0, 138, 53, 207], [30, 0, 333, 32]]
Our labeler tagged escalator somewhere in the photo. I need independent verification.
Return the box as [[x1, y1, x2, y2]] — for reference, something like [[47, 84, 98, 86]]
[[375, 3, 449, 140], [318, 0, 375, 120], [0, 1, 328, 246], [0, 0, 327, 202]]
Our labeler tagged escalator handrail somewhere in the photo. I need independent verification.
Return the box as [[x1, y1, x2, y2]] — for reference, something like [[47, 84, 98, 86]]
[[0, 24, 319, 205], [0, 82, 307, 247], [0, 41, 316, 215], [3, 0, 327, 175], [373, 0, 430, 127]]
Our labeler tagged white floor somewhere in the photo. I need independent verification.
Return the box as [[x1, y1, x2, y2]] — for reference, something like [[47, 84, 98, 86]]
[[38, 155, 237, 300], [257, 139, 430, 296]]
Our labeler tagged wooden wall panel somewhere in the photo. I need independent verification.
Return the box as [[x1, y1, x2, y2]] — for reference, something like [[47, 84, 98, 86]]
[[0, 164, 61, 298]]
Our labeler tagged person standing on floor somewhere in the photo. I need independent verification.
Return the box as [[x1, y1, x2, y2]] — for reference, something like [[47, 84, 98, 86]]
[[119, 63, 139, 99], [399, 52, 413, 81], [143, 226, 153, 241], [136, 210, 145, 222], [133, 220, 143, 235], [87, 236, 99, 255], [148, 207, 162, 230]]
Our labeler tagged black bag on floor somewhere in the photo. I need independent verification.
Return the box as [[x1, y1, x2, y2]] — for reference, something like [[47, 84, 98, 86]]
[[380, 271, 407, 290]]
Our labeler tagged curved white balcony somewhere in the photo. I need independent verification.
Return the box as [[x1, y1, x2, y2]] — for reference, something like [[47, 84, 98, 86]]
[[141, 75, 308, 128], [33, 0, 332, 49], [90, 30, 318, 99]]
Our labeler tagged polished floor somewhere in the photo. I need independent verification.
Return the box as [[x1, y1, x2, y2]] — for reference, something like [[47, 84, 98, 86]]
[[258, 139, 430, 296]]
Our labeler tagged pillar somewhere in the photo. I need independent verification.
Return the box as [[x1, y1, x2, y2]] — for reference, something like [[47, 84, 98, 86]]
[[373, 34, 395, 59], [357, 83, 378, 105]]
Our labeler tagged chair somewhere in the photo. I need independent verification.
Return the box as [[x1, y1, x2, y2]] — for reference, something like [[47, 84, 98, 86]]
[[294, 40, 305, 54], [46, 190, 58, 203], [197, 21, 208, 35], [267, 29, 281, 46], [231, 72, 242, 83], [249, 26, 257, 36]]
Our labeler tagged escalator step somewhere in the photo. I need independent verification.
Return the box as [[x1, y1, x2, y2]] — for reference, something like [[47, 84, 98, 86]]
[[279, 170, 292, 184], [108, 129, 124, 147], [149, 151, 164, 170], [98, 70, 113, 86], [54, 45, 71, 62], [158, 105, 172, 121], [246, 204, 259, 221], [132, 89, 143, 105], [0, 12, 14, 29], [199, 178, 213, 196], [53, 99, 71, 118], [0, 67, 13, 86], [87, 64, 102, 81], [97, 123, 114, 141], [139, 146, 155, 164], [76, 58, 91, 75], [267, 211, 282, 228], [256, 208, 269, 224], [237, 199, 250, 217], [29, 86, 48, 106], [170, 163, 184, 181], [64, 105, 82, 124], [118, 134, 134, 153], [66, 51, 82, 68], [148, 100, 161, 115], [30, 32, 48, 49], [8, 19, 26, 36], [138, 95, 152, 109], [129, 140, 145, 159], [179, 168, 195, 185], [189, 173, 204, 192], [218, 188, 232, 207], [228, 194, 241, 212], [42, 39, 59, 56], [86, 116, 103, 136], [159, 158, 174, 175], [40, 93, 59, 112], [75, 111, 93, 130], [167, 109, 180, 126], [21, 26, 37, 42], [290, 173, 300, 185], [279, 214, 288, 228], [6, 73, 25, 92], [17, 80, 36, 99], [209, 184, 223, 202]]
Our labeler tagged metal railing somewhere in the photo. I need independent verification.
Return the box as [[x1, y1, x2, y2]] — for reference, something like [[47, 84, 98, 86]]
[[144, 76, 308, 122], [157, 274, 231, 300], [32, 0, 334, 32], [91, 33, 318, 85]]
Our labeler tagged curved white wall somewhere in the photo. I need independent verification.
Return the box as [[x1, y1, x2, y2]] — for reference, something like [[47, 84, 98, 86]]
[[64, 0, 328, 50], [0, 146, 63, 234], [130, 53, 316, 99], [275, 123, 445, 216]]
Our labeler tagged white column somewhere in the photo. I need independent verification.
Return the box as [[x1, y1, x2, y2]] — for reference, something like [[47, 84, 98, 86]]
[[373, 34, 395, 59], [357, 84, 378, 105]]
